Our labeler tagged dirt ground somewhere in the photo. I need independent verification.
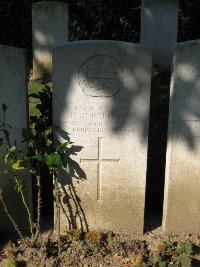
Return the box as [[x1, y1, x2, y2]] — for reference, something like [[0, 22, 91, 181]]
[[1, 224, 200, 267]]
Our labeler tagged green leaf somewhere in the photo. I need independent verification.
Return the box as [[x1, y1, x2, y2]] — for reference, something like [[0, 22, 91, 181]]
[[177, 255, 191, 267], [159, 261, 167, 267], [28, 139, 35, 148], [34, 153, 44, 163], [45, 152, 61, 167], [3, 258, 17, 267], [164, 239, 173, 248], [176, 242, 193, 255], [45, 126, 53, 135], [62, 160, 73, 174], [10, 146, 17, 153], [12, 160, 25, 170], [45, 138, 52, 147], [57, 141, 73, 153], [4, 152, 10, 163], [155, 255, 162, 263]]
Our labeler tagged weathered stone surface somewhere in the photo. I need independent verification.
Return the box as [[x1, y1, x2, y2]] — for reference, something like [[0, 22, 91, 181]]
[[140, 0, 178, 70], [53, 40, 152, 234], [32, 1, 68, 81], [163, 40, 200, 233], [0, 45, 32, 231]]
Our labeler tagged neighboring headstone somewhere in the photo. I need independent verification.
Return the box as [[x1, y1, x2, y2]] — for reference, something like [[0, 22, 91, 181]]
[[163, 40, 200, 233], [32, 1, 68, 81], [0, 45, 32, 231], [53, 40, 152, 234], [140, 0, 179, 70]]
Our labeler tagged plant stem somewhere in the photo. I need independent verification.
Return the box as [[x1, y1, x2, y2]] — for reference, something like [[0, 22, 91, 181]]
[[54, 170, 61, 255], [15, 175, 34, 239], [0, 193, 26, 243], [35, 167, 42, 240]]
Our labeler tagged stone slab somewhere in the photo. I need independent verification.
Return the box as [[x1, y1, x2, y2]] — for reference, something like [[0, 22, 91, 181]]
[[32, 1, 68, 81], [0, 45, 32, 232], [163, 40, 200, 233], [52, 40, 152, 234], [140, 0, 179, 70]]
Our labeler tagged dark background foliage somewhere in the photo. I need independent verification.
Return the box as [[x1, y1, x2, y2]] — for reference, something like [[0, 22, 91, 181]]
[[0, 0, 200, 59]]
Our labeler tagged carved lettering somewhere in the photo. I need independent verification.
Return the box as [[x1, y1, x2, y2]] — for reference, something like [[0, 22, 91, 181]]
[[57, 104, 135, 134], [78, 55, 124, 97]]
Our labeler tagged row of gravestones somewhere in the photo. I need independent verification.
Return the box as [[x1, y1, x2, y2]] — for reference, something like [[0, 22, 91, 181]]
[[0, 39, 200, 234], [32, 0, 179, 81]]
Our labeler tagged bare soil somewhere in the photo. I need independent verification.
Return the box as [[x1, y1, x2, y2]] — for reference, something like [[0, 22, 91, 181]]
[[1, 225, 200, 267]]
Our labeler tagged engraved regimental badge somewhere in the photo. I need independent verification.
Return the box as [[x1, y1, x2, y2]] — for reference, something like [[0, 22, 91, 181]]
[[78, 55, 124, 97]]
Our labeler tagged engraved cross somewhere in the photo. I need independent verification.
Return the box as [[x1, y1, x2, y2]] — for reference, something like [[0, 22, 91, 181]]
[[80, 137, 120, 201]]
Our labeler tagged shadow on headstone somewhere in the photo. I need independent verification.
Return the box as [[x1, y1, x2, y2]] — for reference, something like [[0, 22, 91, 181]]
[[163, 40, 200, 234], [32, 1, 69, 82], [53, 40, 152, 234]]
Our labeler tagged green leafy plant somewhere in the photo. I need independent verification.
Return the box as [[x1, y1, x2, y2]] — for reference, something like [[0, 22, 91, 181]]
[[28, 85, 77, 249], [176, 255, 192, 267], [0, 85, 81, 248], [3, 258, 17, 267], [164, 240, 173, 248], [131, 240, 193, 267], [156, 240, 192, 267], [0, 103, 31, 242], [175, 242, 193, 255]]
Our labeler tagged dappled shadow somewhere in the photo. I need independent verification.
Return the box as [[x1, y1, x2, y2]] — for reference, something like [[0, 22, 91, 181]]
[[58, 154, 88, 232], [53, 40, 200, 233], [53, 40, 151, 142], [167, 45, 200, 149], [55, 129, 88, 232], [32, 1, 68, 83], [60, 181, 88, 232], [32, 54, 52, 83], [52, 40, 152, 233]]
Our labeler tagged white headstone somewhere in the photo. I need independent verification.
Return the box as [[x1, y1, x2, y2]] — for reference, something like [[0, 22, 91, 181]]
[[163, 40, 200, 233], [0, 45, 32, 231], [53, 40, 152, 234], [32, 1, 68, 81], [140, 0, 179, 70]]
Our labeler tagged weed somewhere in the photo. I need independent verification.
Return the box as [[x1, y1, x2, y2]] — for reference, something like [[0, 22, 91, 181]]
[[0, 85, 81, 249], [3, 258, 17, 267], [129, 240, 193, 267], [175, 242, 193, 255], [85, 230, 102, 245]]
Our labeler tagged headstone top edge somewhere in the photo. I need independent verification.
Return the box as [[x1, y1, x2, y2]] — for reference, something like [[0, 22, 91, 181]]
[[32, 1, 68, 6], [173, 39, 200, 49], [0, 44, 26, 53], [53, 40, 152, 52], [142, 0, 178, 6]]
